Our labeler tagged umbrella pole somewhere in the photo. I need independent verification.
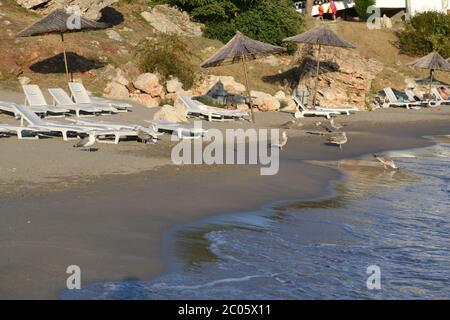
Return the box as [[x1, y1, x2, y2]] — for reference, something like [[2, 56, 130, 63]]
[[312, 44, 322, 107], [60, 33, 70, 82], [242, 55, 255, 123], [428, 69, 434, 100]]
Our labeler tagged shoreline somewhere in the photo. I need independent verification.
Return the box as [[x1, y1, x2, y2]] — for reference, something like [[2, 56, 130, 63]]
[[0, 94, 450, 298]]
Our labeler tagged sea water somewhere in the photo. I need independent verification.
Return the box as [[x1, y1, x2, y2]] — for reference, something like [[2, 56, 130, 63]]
[[62, 140, 450, 300]]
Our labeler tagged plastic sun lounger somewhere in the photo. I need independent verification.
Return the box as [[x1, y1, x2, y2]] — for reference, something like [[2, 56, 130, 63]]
[[146, 120, 207, 139], [22, 84, 70, 117], [383, 87, 422, 110], [291, 97, 340, 119], [178, 94, 249, 122], [0, 101, 48, 118], [68, 82, 131, 113], [292, 96, 357, 116], [404, 88, 441, 107], [12, 104, 133, 144], [48, 88, 104, 117], [0, 123, 44, 139], [66, 118, 161, 140], [431, 88, 450, 105]]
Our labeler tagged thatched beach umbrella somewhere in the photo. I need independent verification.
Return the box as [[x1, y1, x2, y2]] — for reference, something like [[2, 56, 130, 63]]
[[407, 51, 450, 99], [200, 31, 286, 123], [284, 25, 355, 106], [17, 8, 109, 80]]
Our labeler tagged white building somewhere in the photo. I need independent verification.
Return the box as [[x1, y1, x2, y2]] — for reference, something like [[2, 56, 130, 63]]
[[294, 0, 450, 16]]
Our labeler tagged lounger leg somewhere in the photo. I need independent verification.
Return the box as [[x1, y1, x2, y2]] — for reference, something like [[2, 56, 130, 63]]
[[208, 113, 212, 122], [115, 135, 120, 144], [62, 130, 68, 141]]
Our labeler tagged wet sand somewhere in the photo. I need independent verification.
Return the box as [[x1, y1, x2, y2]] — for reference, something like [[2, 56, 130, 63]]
[[0, 88, 449, 299]]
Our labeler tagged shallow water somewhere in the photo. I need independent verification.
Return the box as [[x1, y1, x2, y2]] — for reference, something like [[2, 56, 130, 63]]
[[62, 140, 450, 300]]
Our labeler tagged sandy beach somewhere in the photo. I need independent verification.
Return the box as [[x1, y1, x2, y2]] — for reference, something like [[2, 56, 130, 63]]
[[0, 88, 449, 299]]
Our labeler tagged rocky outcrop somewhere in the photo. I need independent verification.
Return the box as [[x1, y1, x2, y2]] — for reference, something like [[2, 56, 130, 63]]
[[192, 75, 246, 97], [153, 103, 188, 123], [140, 5, 203, 37], [250, 90, 280, 112], [133, 73, 165, 98], [296, 47, 383, 110], [166, 78, 183, 93], [15, 0, 118, 20]]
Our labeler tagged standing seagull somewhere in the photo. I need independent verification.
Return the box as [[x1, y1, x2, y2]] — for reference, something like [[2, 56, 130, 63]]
[[373, 154, 399, 170], [317, 119, 344, 133], [329, 118, 344, 131], [327, 132, 347, 150], [272, 131, 288, 150], [137, 128, 157, 144], [73, 132, 96, 152]]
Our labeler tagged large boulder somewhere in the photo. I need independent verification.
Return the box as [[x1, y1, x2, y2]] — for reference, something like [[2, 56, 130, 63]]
[[104, 81, 129, 100], [193, 75, 246, 97], [15, 0, 118, 20], [153, 102, 188, 123], [250, 91, 280, 112], [166, 78, 183, 93], [141, 5, 203, 37], [133, 73, 164, 98], [130, 93, 159, 108]]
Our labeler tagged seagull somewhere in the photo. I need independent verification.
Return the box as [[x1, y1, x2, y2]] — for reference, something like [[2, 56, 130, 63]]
[[73, 132, 96, 152], [271, 131, 288, 150], [373, 154, 399, 170], [327, 132, 347, 150], [317, 119, 345, 133], [329, 118, 344, 131], [137, 128, 157, 144]]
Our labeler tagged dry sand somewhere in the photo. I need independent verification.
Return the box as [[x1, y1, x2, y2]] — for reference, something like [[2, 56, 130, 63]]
[[0, 88, 449, 299]]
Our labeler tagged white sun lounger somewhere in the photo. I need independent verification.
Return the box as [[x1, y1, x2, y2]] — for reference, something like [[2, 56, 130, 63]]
[[146, 120, 207, 139], [22, 84, 70, 117], [66, 118, 161, 140], [292, 96, 357, 116], [0, 123, 44, 139], [291, 97, 340, 119], [431, 88, 450, 105], [12, 104, 134, 144], [178, 94, 249, 122], [404, 88, 441, 107], [383, 87, 422, 109], [0, 101, 48, 118], [48, 88, 104, 117], [68, 82, 131, 113]]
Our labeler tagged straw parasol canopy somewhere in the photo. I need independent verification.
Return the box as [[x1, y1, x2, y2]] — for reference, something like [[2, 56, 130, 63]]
[[407, 52, 450, 100], [200, 31, 286, 123], [284, 25, 356, 106], [17, 8, 109, 80]]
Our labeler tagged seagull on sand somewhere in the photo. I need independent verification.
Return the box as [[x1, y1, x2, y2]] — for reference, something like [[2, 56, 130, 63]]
[[271, 131, 288, 150], [137, 128, 157, 144], [317, 119, 345, 133], [73, 132, 96, 152], [373, 154, 399, 170], [327, 132, 347, 150]]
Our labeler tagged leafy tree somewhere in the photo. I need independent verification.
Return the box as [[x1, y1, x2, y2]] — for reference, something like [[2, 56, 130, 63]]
[[354, 0, 376, 22], [397, 11, 450, 57], [166, 0, 304, 50]]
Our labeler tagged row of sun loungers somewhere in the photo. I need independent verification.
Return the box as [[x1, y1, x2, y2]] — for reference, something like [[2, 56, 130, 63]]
[[381, 87, 450, 109], [0, 83, 133, 119]]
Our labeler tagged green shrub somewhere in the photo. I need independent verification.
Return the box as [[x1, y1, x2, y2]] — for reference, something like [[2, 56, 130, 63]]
[[136, 34, 197, 89], [279, 100, 288, 109], [159, 98, 175, 106], [397, 12, 450, 57], [167, 0, 304, 51], [354, 0, 376, 22]]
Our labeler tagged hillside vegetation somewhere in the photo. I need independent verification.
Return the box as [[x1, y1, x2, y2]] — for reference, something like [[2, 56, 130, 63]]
[[0, 0, 448, 97]]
